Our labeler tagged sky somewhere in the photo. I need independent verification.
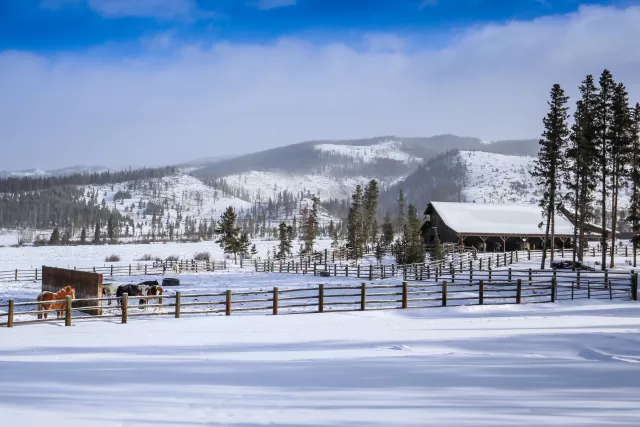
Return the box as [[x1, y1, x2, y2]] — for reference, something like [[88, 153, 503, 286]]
[[1, 0, 640, 170]]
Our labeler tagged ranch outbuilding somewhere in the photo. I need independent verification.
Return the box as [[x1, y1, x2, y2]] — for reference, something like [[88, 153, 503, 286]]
[[421, 201, 588, 252]]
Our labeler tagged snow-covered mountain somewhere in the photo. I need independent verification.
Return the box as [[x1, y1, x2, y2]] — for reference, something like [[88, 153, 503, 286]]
[[0, 165, 109, 178]]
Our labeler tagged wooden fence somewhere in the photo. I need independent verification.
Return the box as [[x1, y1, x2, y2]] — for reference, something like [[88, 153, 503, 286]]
[[0, 259, 227, 283], [2, 272, 637, 328]]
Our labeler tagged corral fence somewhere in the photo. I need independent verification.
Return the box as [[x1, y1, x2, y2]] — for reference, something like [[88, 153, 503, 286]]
[[2, 272, 637, 328], [0, 259, 227, 283], [255, 250, 537, 279]]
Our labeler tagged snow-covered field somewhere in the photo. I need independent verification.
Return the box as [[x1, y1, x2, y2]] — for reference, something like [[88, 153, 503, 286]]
[[2, 300, 640, 426], [0, 238, 333, 271]]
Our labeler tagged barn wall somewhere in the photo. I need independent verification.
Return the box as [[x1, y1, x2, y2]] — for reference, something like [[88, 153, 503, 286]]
[[42, 266, 103, 315]]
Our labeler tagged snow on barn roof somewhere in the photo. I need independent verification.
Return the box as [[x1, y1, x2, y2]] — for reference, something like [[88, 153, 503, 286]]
[[426, 202, 575, 236]]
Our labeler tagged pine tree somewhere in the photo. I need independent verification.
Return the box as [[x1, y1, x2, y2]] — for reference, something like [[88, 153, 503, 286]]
[[239, 232, 251, 258], [363, 179, 379, 245], [374, 240, 384, 265], [608, 82, 633, 268], [381, 213, 394, 247], [80, 227, 87, 244], [107, 215, 115, 242], [430, 233, 445, 262], [532, 83, 570, 269], [277, 222, 292, 259], [93, 220, 101, 244], [595, 69, 616, 270], [49, 228, 60, 245], [405, 204, 426, 264], [303, 196, 320, 253], [565, 75, 599, 265], [215, 206, 242, 263], [250, 243, 258, 257], [347, 185, 364, 259], [627, 103, 640, 267], [396, 189, 405, 232]]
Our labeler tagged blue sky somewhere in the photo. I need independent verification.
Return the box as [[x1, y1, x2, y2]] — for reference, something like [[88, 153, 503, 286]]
[[1, 0, 640, 170], [1, 0, 628, 52]]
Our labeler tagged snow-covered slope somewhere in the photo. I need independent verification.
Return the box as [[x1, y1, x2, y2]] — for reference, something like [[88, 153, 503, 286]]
[[314, 140, 421, 164], [459, 150, 539, 204]]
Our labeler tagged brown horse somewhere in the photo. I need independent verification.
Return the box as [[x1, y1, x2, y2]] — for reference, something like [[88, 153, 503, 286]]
[[37, 285, 76, 319], [144, 285, 164, 310]]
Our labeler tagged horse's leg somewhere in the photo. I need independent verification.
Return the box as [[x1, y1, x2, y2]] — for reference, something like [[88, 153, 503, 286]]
[[37, 302, 42, 320]]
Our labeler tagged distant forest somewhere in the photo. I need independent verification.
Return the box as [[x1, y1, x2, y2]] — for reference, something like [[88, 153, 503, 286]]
[[0, 166, 177, 234]]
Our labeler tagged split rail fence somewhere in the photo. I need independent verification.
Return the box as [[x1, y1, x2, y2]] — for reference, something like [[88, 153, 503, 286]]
[[1, 271, 637, 328], [0, 259, 227, 283]]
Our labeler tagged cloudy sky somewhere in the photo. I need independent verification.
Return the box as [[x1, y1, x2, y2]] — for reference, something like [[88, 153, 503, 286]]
[[1, 0, 640, 170]]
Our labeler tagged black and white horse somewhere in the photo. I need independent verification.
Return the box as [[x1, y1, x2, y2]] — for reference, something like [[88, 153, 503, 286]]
[[116, 284, 142, 306]]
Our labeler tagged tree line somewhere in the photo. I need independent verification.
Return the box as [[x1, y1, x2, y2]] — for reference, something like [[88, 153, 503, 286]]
[[533, 69, 640, 269]]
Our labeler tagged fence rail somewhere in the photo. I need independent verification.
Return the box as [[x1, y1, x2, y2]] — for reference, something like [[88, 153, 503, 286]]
[[0, 259, 227, 283], [2, 272, 637, 329]]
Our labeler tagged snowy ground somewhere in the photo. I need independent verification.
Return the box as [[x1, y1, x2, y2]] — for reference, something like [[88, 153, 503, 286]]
[[1, 300, 640, 426], [0, 238, 333, 271]]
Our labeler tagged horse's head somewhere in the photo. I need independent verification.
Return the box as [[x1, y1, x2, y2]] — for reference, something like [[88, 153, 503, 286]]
[[66, 285, 76, 299]]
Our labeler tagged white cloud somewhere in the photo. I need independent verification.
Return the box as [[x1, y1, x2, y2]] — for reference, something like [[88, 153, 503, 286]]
[[2, 5, 640, 170], [41, 0, 200, 20], [254, 0, 297, 10]]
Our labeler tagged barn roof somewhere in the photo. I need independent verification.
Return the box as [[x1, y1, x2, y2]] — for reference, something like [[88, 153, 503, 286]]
[[424, 202, 575, 237]]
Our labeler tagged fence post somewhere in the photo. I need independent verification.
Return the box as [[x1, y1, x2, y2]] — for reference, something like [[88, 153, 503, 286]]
[[489, 267, 492, 282], [508, 268, 512, 282], [528, 248, 531, 260], [369, 265, 373, 281], [515, 251, 518, 262], [479, 280, 484, 305], [631, 273, 638, 301], [516, 279, 522, 304], [510, 252, 514, 264], [361, 283, 366, 311], [345, 265, 349, 277], [226, 290, 232, 315], [175, 291, 181, 318], [577, 270, 581, 289], [65, 296, 72, 326], [273, 287, 279, 315], [35, 268, 38, 281], [551, 277, 557, 303], [15, 269, 17, 281], [314, 263, 317, 276], [442, 281, 447, 307], [110, 265, 113, 276], [604, 270, 609, 289], [334, 264, 337, 277], [318, 284, 324, 313], [503, 253, 507, 266], [121, 293, 128, 324], [7, 300, 14, 328], [144, 265, 147, 275], [528, 268, 532, 282], [129, 264, 132, 275], [402, 282, 408, 309], [479, 258, 483, 271]]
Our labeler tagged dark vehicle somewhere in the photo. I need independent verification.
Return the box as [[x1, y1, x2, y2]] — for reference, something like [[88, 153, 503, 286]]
[[551, 260, 595, 271], [162, 278, 180, 287]]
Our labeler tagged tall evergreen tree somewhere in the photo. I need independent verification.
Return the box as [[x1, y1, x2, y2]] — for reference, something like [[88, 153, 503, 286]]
[[595, 69, 616, 270], [430, 233, 445, 262], [215, 206, 242, 263], [627, 103, 640, 267], [363, 179, 379, 245], [381, 213, 394, 247], [107, 215, 115, 242], [346, 185, 364, 259], [532, 83, 570, 269], [277, 222, 292, 259], [396, 189, 405, 232], [608, 82, 632, 268], [80, 226, 87, 244], [303, 196, 320, 253], [405, 204, 426, 264], [565, 75, 599, 264], [93, 220, 101, 244]]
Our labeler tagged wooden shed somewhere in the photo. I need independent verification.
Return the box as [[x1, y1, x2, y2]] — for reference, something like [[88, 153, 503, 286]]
[[42, 266, 103, 315]]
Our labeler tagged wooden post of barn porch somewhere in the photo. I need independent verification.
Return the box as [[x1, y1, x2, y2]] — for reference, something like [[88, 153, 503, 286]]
[[65, 296, 72, 327], [121, 293, 128, 324]]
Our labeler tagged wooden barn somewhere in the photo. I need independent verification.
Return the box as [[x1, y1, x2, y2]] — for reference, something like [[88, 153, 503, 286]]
[[421, 201, 580, 252]]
